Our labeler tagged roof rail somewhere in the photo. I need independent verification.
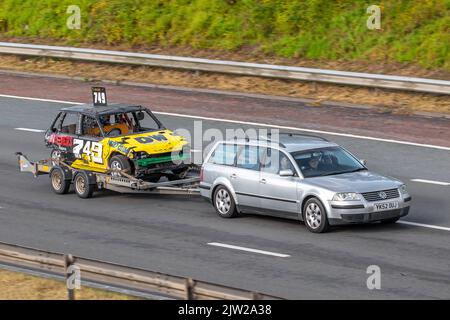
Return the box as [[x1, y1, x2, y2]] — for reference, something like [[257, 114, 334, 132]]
[[259, 134, 286, 148], [278, 132, 329, 142]]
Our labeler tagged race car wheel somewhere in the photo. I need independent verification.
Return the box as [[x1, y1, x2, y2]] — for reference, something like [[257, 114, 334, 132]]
[[109, 155, 132, 177], [50, 167, 70, 195], [50, 149, 61, 166], [303, 198, 330, 233], [213, 186, 238, 218], [74, 172, 95, 199]]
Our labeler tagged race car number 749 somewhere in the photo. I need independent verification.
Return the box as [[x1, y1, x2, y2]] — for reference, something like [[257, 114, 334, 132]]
[[73, 139, 103, 164]]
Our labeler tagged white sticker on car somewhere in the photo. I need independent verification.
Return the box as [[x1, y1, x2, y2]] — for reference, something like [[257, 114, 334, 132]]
[[73, 139, 103, 164]]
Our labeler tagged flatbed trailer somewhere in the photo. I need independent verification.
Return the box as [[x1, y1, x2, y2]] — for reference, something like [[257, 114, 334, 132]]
[[16, 153, 200, 198]]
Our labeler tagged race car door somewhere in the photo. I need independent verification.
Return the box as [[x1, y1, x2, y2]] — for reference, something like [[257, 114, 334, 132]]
[[71, 115, 105, 171]]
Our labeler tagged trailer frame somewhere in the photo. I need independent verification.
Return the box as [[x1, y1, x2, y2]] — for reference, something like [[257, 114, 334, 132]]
[[16, 153, 200, 198]]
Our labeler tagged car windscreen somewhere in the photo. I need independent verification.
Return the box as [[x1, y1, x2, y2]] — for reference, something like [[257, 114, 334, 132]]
[[291, 146, 366, 178]]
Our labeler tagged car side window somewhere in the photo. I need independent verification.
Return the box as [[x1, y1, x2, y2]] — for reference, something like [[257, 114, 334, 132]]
[[60, 112, 80, 135], [236, 145, 260, 171], [261, 148, 295, 175], [209, 143, 237, 166], [81, 116, 102, 137]]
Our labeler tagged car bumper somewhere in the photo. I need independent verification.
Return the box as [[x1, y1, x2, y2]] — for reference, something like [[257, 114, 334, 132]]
[[199, 183, 212, 200], [327, 196, 411, 226]]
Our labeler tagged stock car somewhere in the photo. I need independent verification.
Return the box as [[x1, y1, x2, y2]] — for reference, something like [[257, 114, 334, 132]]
[[45, 103, 191, 182]]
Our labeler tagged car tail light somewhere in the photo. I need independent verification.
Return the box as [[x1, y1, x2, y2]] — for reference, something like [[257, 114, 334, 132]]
[[200, 166, 204, 182]]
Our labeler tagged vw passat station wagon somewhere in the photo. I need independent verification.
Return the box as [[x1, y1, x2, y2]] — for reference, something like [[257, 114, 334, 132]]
[[199, 133, 411, 233]]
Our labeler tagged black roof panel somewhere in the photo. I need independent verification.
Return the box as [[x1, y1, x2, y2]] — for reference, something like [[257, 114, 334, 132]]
[[60, 103, 144, 116]]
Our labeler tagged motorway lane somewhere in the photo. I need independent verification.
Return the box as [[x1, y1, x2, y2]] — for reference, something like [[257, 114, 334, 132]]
[[0, 97, 449, 298], [1, 96, 449, 226]]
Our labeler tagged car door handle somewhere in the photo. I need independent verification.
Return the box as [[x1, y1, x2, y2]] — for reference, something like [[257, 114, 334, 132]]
[[230, 173, 237, 179], [260, 179, 267, 184]]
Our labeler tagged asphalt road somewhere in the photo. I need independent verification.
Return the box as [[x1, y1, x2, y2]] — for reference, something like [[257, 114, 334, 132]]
[[0, 95, 449, 299]]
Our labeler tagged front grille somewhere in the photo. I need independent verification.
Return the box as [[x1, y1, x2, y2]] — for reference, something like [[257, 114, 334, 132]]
[[361, 188, 399, 202], [341, 213, 365, 222], [370, 209, 402, 221]]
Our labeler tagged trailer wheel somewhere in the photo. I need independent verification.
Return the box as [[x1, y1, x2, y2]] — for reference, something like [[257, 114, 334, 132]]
[[50, 167, 70, 194], [74, 172, 95, 199]]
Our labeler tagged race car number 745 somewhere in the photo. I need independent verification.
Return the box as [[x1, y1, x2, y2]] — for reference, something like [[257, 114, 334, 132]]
[[73, 139, 103, 164]]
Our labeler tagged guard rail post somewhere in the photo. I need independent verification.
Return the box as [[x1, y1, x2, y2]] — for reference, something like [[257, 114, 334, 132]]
[[185, 277, 196, 300], [64, 254, 76, 300]]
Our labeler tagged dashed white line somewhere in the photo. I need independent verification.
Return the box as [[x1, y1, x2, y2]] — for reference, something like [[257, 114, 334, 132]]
[[14, 127, 45, 133], [398, 221, 450, 232], [411, 179, 450, 186], [190, 149, 202, 153], [207, 242, 290, 258], [1, 94, 450, 151]]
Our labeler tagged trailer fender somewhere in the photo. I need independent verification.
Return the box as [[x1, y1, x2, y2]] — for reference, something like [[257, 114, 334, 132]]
[[73, 170, 97, 185], [50, 165, 72, 181]]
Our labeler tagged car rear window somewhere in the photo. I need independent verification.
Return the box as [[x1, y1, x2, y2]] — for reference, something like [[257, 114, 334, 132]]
[[209, 143, 237, 166]]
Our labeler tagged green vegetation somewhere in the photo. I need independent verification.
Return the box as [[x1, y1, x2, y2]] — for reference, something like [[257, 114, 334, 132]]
[[0, 0, 448, 70]]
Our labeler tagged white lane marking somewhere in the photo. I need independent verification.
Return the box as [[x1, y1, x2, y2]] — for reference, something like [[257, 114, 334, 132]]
[[190, 149, 202, 153], [207, 242, 290, 258], [1, 94, 449, 151], [398, 221, 450, 232], [14, 127, 45, 133], [0, 94, 81, 105], [410, 179, 450, 186], [154, 111, 450, 151]]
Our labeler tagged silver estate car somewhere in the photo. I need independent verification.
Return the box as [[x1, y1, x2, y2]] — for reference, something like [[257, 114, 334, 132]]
[[199, 133, 411, 233]]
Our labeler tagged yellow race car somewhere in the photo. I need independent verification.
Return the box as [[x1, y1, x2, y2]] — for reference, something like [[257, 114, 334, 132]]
[[45, 103, 190, 182]]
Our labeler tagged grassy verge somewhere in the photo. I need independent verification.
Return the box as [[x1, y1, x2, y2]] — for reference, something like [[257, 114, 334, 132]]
[[0, 0, 448, 72], [0, 268, 137, 300]]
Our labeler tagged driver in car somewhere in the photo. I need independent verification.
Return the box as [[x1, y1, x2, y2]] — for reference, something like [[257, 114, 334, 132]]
[[303, 154, 322, 176]]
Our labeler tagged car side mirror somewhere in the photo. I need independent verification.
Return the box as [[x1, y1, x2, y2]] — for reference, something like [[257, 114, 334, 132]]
[[360, 159, 367, 166], [136, 111, 145, 121], [279, 169, 294, 177]]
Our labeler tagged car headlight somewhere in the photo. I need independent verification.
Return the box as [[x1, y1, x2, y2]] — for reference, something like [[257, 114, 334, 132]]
[[399, 184, 408, 195], [332, 192, 361, 201]]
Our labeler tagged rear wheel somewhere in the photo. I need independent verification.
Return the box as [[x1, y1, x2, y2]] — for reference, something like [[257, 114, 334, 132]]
[[109, 155, 132, 177], [303, 198, 329, 233], [50, 167, 70, 194], [50, 149, 61, 166], [74, 172, 95, 199], [213, 186, 238, 218]]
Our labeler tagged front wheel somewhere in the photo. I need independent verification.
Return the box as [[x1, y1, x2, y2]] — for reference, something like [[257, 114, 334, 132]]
[[50, 167, 70, 194], [303, 198, 329, 233], [108, 155, 132, 177], [213, 186, 238, 218]]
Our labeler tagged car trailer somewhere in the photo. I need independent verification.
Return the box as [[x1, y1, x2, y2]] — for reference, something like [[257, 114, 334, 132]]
[[16, 153, 200, 199]]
